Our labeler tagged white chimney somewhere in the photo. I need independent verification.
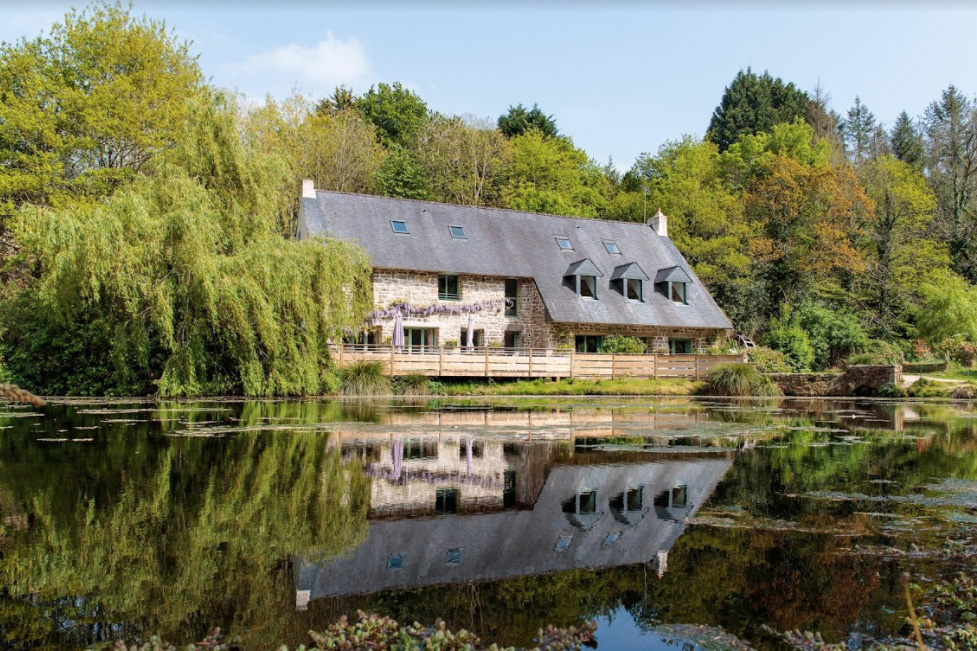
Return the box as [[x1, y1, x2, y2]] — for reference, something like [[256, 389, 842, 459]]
[[302, 179, 316, 199], [648, 209, 668, 238]]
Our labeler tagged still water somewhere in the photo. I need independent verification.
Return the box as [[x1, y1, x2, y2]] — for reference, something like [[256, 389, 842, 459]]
[[1, 397, 975, 650]]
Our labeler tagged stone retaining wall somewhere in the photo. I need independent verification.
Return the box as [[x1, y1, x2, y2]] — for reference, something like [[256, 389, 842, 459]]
[[769, 365, 901, 397]]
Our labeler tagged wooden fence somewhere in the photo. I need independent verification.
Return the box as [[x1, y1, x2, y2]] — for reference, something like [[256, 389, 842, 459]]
[[333, 345, 745, 380]]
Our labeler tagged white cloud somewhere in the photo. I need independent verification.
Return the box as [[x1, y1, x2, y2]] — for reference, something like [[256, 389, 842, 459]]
[[223, 32, 370, 91]]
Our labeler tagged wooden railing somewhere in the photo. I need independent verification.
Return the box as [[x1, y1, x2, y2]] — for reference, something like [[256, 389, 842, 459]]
[[333, 344, 745, 380]]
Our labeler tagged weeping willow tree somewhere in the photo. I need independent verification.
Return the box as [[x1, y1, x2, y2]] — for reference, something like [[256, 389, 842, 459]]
[[0, 91, 373, 396]]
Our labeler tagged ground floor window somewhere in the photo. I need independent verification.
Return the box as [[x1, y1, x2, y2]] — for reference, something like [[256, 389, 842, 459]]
[[575, 335, 603, 353], [504, 331, 521, 349], [459, 327, 484, 348], [404, 328, 437, 351], [669, 338, 692, 354]]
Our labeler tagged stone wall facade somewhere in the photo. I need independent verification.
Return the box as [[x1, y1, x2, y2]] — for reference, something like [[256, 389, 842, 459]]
[[371, 270, 548, 348], [369, 269, 728, 351]]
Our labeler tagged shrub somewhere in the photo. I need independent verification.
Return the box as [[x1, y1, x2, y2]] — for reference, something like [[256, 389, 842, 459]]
[[934, 337, 977, 367], [764, 309, 814, 372], [598, 335, 647, 354], [706, 363, 782, 397], [748, 347, 791, 373], [393, 373, 430, 396], [950, 385, 975, 400], [339, 362, 391, 396], [796, 302, 870, 370], [876, 382, 906, 398]]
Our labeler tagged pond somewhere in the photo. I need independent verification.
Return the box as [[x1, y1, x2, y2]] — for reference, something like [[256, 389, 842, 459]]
[[1, 397, 975, 650]]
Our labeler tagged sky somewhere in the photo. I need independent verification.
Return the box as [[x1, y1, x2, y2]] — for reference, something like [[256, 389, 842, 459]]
[[4, 2, 977, 170]]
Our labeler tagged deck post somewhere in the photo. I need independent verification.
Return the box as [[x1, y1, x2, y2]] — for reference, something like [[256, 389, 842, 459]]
[[439, 345, 444, 377], [611, 354, 618, 380], [390, 344, 395, 376], [652, 354, 658, 379], [528, 347, 534, 378], [484, 346, 489, 377], [569, 349, 575, 379], [694, 354, 700, 381]]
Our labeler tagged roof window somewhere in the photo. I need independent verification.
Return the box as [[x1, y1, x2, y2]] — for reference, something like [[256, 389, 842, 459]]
[[604, 241, 621, 254], [555, 236, 573, 251], [449, 225, 466, 239], [391, 220, 409, 234]]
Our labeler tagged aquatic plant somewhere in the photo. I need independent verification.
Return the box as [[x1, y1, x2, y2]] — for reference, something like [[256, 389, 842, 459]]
[[707, 363, 782, 397], [340, 361, 392, 396], [394, 373, 431, 396]]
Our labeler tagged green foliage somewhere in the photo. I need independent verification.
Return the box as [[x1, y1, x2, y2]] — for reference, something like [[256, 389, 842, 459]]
[[916, 272, 977, 344], [498, 103, 559, 139], [1, 91, 373, 397], [0, 1, 204, 211], [748, 347, 792, 374], [890, 111, 924, 168], [394, 373, 430, 396], [412, 114, 510, 207], [707, 68, 811, 151], [501, 130, 609, 217], [924, 85, 977, 283], [795, 302, 870, 370], [934, 337, 977, 367], [596, 335, 646, 354], [356, 82, 429, 149], [706, 363, 782, 396], [764, 309, 815, 372], [340, 361, 392, 396], [856, 155, 945, 339], [376, 144, 431, 199]]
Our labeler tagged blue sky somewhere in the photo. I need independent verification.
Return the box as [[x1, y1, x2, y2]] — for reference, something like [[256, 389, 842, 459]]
[[5, 2, 977, 169]]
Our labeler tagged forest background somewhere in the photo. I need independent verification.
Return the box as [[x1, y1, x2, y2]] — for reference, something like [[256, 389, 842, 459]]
[[3, 2, 977, 396]]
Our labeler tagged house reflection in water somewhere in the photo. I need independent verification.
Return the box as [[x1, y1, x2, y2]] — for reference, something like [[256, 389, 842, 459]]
[[294, 434, 732, 610]]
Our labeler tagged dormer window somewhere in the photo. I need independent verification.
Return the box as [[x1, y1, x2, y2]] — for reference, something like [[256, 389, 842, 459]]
[[626, 278, 643, 301], [565, 259, 603, 300], [671, 282, 687, 304], [654, 266, 692, 305], [611, 262, 649, 302], [391, 220, 409, 234], [580, 275, 597, 299], [555, 236, 573, 251]]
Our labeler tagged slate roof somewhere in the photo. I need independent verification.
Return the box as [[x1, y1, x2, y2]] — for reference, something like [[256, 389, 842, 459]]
[[300, 191, 733, 330]]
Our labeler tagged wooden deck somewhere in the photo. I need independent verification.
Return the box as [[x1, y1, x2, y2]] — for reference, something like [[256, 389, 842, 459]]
[[333, 345, 745, 380]]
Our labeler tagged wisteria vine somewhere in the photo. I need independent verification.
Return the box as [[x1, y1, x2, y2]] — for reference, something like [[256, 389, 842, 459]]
[[368, 299, 506, 323]]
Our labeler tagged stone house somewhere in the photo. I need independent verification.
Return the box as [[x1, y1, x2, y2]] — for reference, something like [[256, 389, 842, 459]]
[[297, 181, 733, 353]]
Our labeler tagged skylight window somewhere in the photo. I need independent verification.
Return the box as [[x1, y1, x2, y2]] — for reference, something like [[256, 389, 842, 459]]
[[449, 225, 467, 239], [604, 241, 621, 254], [391, 220, 409, 234], [555, 236, 573, 251]]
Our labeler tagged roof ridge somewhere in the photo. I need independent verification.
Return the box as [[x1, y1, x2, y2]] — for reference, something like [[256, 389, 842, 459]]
[[315, 189, 656, 229]]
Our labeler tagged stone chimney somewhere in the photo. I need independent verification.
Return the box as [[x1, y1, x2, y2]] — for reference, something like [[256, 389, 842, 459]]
[[648, 209, 668, 238], [302, 178, 316, 199]]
